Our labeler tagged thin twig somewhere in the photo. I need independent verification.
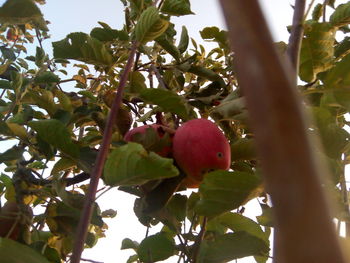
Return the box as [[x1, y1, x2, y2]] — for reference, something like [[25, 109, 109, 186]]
[[192, 217, 207, 262], [304, 0, 316, 19], [176, 234, 192, 260], [35, 29, 63, 91], [59, 77, 97, 84], [150, 64, 168, 89], [80, 258, 103, 263], [322, 0, 328, 22], [70, 41, 138, 263], [286, 0, 307, 78]]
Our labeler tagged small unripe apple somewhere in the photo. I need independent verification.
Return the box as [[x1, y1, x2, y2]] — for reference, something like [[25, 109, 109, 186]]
[[173, 118, 231, 188], [124, 124, 175, 157]]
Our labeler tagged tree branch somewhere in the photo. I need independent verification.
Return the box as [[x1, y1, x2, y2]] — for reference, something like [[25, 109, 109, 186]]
[[70, 41, 138, 263], [219, 0, 346, 262], [286, 0, 306, 78]]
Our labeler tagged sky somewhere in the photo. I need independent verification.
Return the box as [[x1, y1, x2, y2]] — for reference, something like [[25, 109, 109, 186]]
[[2, 0, 347, 263]]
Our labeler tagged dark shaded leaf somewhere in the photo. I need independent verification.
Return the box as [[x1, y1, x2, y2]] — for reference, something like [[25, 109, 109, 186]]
[[198, 232, 269, 263], [335, 36, 350, 59], [161, 0, 194, 16], [35, 46, 45, 67], [231, 138, 256, 161], [200, 26, 229, 49], [34, 72, 60, 84], [121, 238, 139, 250], [0, 145, 24, 163], [139, 88, 194, 120], [137, 233, 175, 262], [28, 119, 79, 158], [330, 2, 350, 27], [0, 0, 47, 30], [155, 34, 180, 61], [319, 123, 349, 158], [178, 26, 189, 54], [0, 46, 16, 60], [52, 32, 113, 66]]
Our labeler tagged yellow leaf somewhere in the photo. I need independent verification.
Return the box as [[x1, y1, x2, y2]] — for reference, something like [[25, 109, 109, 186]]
[[7, 122, 28, 140]]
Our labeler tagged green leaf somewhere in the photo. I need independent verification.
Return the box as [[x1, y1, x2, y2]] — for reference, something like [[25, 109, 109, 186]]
[[178, 26, 189, 54], [155, 34, 180, 61], [28, 119, 79, 158], [256, 204, 274, 227], [52, 32, 113, 66], [161, 0, 194, 16], [200, 26, 229, 49], [0, 0, 48, 30], [128, 71, 147, 93], [35, 46, 45, 67], [137, 233, 175, 262], [121, 238, 139, 250], [188, 65, 225, 84], [34, 72, 60, 84], [311, 106, 334, 128], [103, 142, 179, 186], [90, 27, 129, 42], [0, 80, 11, 90], [138, 88, 193, 120], [0, 46, 16, 60], [166, 194, 187, 222], [51, 158, 76, 175], [299, 22, 335, 82], [0, 237, 50, 263], [231, 138, 257, 161], [198, 232, 269, 263], [323, 53, 350, 89], [330, 2, 350, 27], [319, 123, 349, 158], [129, 0, 145, 19], [195, 171, 263, 217], [0, 145, 24, 163], [135, 6, 169, 44], [312, 4, 323, 21], [216, 213, 269, 245], [30, 241, 61, 263], [211, 97, 245, 120], [22, 89, 56, 116], [8, 105, 34, 124]]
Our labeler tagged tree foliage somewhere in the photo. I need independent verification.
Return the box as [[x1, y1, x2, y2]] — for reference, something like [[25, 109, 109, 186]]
[[0, 0, 349, 262]]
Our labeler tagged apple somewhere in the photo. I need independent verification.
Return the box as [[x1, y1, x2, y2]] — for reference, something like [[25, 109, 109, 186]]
[[0, 201, 20, 239], [124, 124, 175, 157], [173, 118, 231, 188]]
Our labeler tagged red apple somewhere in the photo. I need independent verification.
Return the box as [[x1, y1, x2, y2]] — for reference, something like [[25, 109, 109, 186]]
[[173, 118, 231, 188], [124, 124, 175, 157], [0, 201, 20, 240]]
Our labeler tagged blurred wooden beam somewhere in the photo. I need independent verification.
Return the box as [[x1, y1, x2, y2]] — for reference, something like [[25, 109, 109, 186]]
[[218, 0, 346, 262]]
